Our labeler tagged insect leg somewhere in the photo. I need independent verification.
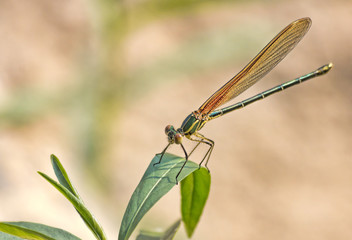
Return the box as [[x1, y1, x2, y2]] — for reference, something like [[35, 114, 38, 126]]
[[175, 143, 189, 184], [153, 143, 171, 166], [194, 132, 214, 172]]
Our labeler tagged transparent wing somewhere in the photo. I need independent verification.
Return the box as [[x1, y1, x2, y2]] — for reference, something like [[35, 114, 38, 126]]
[[198, 18, 312, 115]]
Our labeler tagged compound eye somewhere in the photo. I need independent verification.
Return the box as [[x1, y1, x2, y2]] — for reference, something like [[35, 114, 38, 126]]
[[165, 125, 173, 134], [175, 133, 183, 144]]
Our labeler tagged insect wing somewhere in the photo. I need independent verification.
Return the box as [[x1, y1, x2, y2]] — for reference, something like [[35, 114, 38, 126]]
[[198, 18, 312, 115]]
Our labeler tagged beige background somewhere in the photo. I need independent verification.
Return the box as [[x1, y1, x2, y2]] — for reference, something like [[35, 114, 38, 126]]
[[0, 0, 351, 239]]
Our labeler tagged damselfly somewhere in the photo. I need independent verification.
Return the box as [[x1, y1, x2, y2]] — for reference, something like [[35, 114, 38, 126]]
[[154, 17, 333, 183]]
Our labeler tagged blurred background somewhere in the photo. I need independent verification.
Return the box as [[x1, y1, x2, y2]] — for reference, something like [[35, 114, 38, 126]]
[[0, 0, 351, 239]]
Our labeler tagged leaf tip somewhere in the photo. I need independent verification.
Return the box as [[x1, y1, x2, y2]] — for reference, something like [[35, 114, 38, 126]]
[[37, 171, 50, 181], [50, 154, 58, 162]]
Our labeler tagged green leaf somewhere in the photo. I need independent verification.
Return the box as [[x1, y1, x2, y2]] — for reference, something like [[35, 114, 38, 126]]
[[0, 231, 22, 240], [181, 167, 211, 238], [161, 219, 181, 240], [38, 172, 106, 240], [50, 154, 79, 197], [118, 153, 199, 240], [49, 155, 97, 237], [0, 222, 80, 240], [136, 219, 181, 240]]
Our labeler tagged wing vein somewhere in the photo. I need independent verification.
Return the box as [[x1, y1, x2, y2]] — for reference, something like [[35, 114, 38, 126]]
[[198, 17, 312, 116]]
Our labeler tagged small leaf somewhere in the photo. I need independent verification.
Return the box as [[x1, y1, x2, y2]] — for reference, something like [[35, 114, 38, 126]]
[[49, 155, 98, 237], [50, 154, 79, 197], [38, 172, 106, 240], [136, 219, 181, 240], [181, 167, 211, 238], [118, 153, 198, 240], [161, 219, 181, 240], [0, 222, 80, 240], [136, 233, 160, 240]]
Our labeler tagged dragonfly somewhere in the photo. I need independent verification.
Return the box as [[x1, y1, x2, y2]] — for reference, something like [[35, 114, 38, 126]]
[[153, 17, 333, 183]]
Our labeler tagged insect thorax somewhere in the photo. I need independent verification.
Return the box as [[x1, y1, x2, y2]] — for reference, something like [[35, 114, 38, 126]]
[[180, 111, 207, 136]]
